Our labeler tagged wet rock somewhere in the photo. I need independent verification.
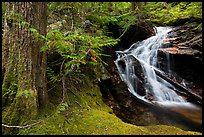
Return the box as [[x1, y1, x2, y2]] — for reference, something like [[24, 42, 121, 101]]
[[159, 47, 201, 56], [157, 24, 202, 96], [107, 20, 155, 51], [99, 20, 202, 131]]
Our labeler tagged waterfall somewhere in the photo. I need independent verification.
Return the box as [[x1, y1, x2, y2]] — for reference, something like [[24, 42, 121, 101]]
[[114, 27, 189, 106]]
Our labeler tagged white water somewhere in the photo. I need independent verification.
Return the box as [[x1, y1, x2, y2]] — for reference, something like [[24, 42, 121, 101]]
[[115, 27, 189, 106]]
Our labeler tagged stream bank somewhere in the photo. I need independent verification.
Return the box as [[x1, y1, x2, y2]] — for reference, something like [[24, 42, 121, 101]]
[[99, 20, 202, 132], [6, 21, 201, 134], [17, 67, 201, 135]]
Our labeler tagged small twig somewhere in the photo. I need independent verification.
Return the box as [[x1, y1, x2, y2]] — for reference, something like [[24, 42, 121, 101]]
[[47, 83, 58, 92], [60, 59, 66, 72], [61, 74, 67, 103], [2, 120, 43, 129], [75, 101, 82, 108], [118, 26, 129, 39]]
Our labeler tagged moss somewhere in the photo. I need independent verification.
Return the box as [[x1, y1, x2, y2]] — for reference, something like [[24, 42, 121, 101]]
[[15, 75, 201, 135], [16, 89, 35, 98], [18, 108, 201, 135], [2, 89, 38, 135], [3, 71, 201, 135], [145, 2, 202, 26], [64, 75, 112, 113], [2, 77, 18, 107], [66, 109, 147, 135], [145, 125, 201, 135], [18, 113, 68, 135], [2, 99, 21, 134], [65, 109, 201, 135], [2, 82, 17, 106]]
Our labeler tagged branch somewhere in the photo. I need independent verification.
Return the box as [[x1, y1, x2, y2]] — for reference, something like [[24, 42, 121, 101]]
[[2, 120, 43, 129]]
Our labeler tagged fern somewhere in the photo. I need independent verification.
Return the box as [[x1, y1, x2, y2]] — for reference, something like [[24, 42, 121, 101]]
[[30, 24, 118, 74], [56, 102, 68, 114], [47, 67, 62, 83]]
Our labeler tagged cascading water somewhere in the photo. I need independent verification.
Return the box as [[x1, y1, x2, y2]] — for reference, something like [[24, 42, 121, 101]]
[[114, 27, 189, 106], [114, 26, 202, 132]]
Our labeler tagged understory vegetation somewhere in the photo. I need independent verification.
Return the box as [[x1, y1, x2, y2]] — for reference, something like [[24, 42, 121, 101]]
[[17, 75, 200, 135], [2, 2, 202, 135]]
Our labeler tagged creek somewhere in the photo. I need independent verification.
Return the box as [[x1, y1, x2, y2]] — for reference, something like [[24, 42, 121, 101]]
[[114, 27, 202, 132]]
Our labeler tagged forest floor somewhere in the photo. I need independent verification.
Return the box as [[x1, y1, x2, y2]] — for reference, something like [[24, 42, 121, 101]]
[[17, 74, 201, 135]]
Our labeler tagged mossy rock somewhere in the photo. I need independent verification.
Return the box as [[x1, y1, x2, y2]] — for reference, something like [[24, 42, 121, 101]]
[[18, 108, 201, 135]]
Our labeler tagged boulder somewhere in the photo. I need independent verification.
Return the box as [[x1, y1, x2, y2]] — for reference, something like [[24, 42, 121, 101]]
[[157, 24, 202, 96], [107, 20, 155, 51]]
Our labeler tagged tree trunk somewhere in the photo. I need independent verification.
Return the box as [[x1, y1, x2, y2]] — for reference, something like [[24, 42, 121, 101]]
[[2, 2, 48, 135]]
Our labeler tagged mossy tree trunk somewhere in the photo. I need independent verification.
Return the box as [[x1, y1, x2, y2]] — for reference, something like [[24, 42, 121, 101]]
[[2, 2, 48, 135]]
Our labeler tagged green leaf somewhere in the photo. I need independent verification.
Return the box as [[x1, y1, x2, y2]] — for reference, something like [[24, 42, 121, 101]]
[[29, 28, 38, 33]]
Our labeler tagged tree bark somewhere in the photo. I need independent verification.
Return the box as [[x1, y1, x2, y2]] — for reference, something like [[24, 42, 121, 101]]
[[2, 2, 48, 135]]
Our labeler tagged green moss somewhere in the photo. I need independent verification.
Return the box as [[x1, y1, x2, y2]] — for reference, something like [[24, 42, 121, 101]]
[[15, 75, 201, 135], [64, 75, 112, 113], [2, 89, 38, 135], [145, 125, 201, 135], [67, 109, 148, 135], [18, 113, 68, 135], [65, 109, 201, 135], [3, 72, 201, 135], [18, 108, 201, 135], [16, 89, 35, 98], [2, 78, 18, 107], [144, 2, 202, 26]]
